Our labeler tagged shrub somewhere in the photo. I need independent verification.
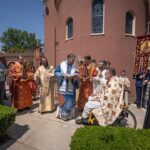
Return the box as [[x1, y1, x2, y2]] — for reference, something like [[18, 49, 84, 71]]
[[0, 105, 16, 140], [70, 126, 150, 150]]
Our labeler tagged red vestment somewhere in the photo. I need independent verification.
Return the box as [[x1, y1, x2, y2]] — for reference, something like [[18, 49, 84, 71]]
[[77, 64, 98, 110]]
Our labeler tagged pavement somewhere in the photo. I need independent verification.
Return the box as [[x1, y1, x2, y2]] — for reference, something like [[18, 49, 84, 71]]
[[0, 96, 146, 150]]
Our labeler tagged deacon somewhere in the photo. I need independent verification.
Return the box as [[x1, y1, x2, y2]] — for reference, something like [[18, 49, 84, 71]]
[[77, 55, 98, 110]]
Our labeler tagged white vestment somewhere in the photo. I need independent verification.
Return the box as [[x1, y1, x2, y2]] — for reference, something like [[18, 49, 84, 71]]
[[119, 76, 130, 106], [93, 69, 107, 94]]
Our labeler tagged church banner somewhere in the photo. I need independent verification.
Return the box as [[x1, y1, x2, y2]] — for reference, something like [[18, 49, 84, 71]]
[[34, 44, 40, 64], [134, 35, 150, 75]]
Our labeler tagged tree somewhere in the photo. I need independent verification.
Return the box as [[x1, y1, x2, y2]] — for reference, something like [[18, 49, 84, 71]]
[[0, 28, 42, 53]]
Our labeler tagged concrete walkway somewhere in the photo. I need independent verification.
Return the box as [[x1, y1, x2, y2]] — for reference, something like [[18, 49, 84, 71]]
[[0, 99, 146, 150]]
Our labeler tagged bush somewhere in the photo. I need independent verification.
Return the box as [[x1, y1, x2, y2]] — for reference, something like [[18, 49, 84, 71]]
[[0, 105, 16, 140], [70, 126, 150, 150]]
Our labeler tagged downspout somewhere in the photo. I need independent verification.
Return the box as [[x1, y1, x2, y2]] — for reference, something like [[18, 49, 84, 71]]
[[143, 0, 150, 34], [54, 27, 57, 68]]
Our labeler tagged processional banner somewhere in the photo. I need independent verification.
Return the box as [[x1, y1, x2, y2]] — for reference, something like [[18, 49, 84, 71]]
[[34, 44, 40, 64], [134, 35, 150, 75]]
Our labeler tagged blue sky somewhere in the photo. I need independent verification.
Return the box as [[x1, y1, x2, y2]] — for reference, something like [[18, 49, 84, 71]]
[[0, 0, 44, 48]]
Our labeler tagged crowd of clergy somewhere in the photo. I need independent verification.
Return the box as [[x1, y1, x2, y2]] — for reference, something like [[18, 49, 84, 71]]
[[1, 53, 150, 126]]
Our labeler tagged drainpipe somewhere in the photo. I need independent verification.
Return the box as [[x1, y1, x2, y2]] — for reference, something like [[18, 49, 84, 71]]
[[143, 0, 150, 34], [54, 27, 57, 67]]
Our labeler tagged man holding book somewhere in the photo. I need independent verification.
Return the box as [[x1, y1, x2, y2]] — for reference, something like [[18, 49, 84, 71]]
[[55, 54, 79, 121]]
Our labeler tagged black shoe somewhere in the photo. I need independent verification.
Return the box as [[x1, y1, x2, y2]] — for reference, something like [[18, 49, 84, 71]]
[[75, 119, 83, 124], [75, 118, 88, 125]]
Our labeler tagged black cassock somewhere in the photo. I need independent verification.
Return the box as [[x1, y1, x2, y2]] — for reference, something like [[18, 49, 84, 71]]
[[143, 100, 150, 129]]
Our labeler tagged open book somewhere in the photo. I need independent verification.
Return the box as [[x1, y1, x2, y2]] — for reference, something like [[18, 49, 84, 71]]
[[66, 73, 78, 79]]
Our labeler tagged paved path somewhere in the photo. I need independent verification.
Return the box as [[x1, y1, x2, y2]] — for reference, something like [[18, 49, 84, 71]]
[[0, 99, 146, 150]]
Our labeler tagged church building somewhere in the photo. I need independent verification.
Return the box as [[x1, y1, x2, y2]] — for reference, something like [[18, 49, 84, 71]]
[[43, 0, 148, 96]]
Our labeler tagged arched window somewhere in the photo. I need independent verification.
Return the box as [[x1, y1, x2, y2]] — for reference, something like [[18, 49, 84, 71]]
[[92, 0, 104, 33], [125, 12, 135, 35], [66, 18, 73, 39]]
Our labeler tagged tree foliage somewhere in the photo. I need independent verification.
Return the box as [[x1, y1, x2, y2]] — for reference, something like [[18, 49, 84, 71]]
[[0, 28, 41, 53]]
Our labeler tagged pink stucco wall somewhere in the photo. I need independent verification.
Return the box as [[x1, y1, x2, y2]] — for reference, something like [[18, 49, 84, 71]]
[[44, 0, 146, 98]]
